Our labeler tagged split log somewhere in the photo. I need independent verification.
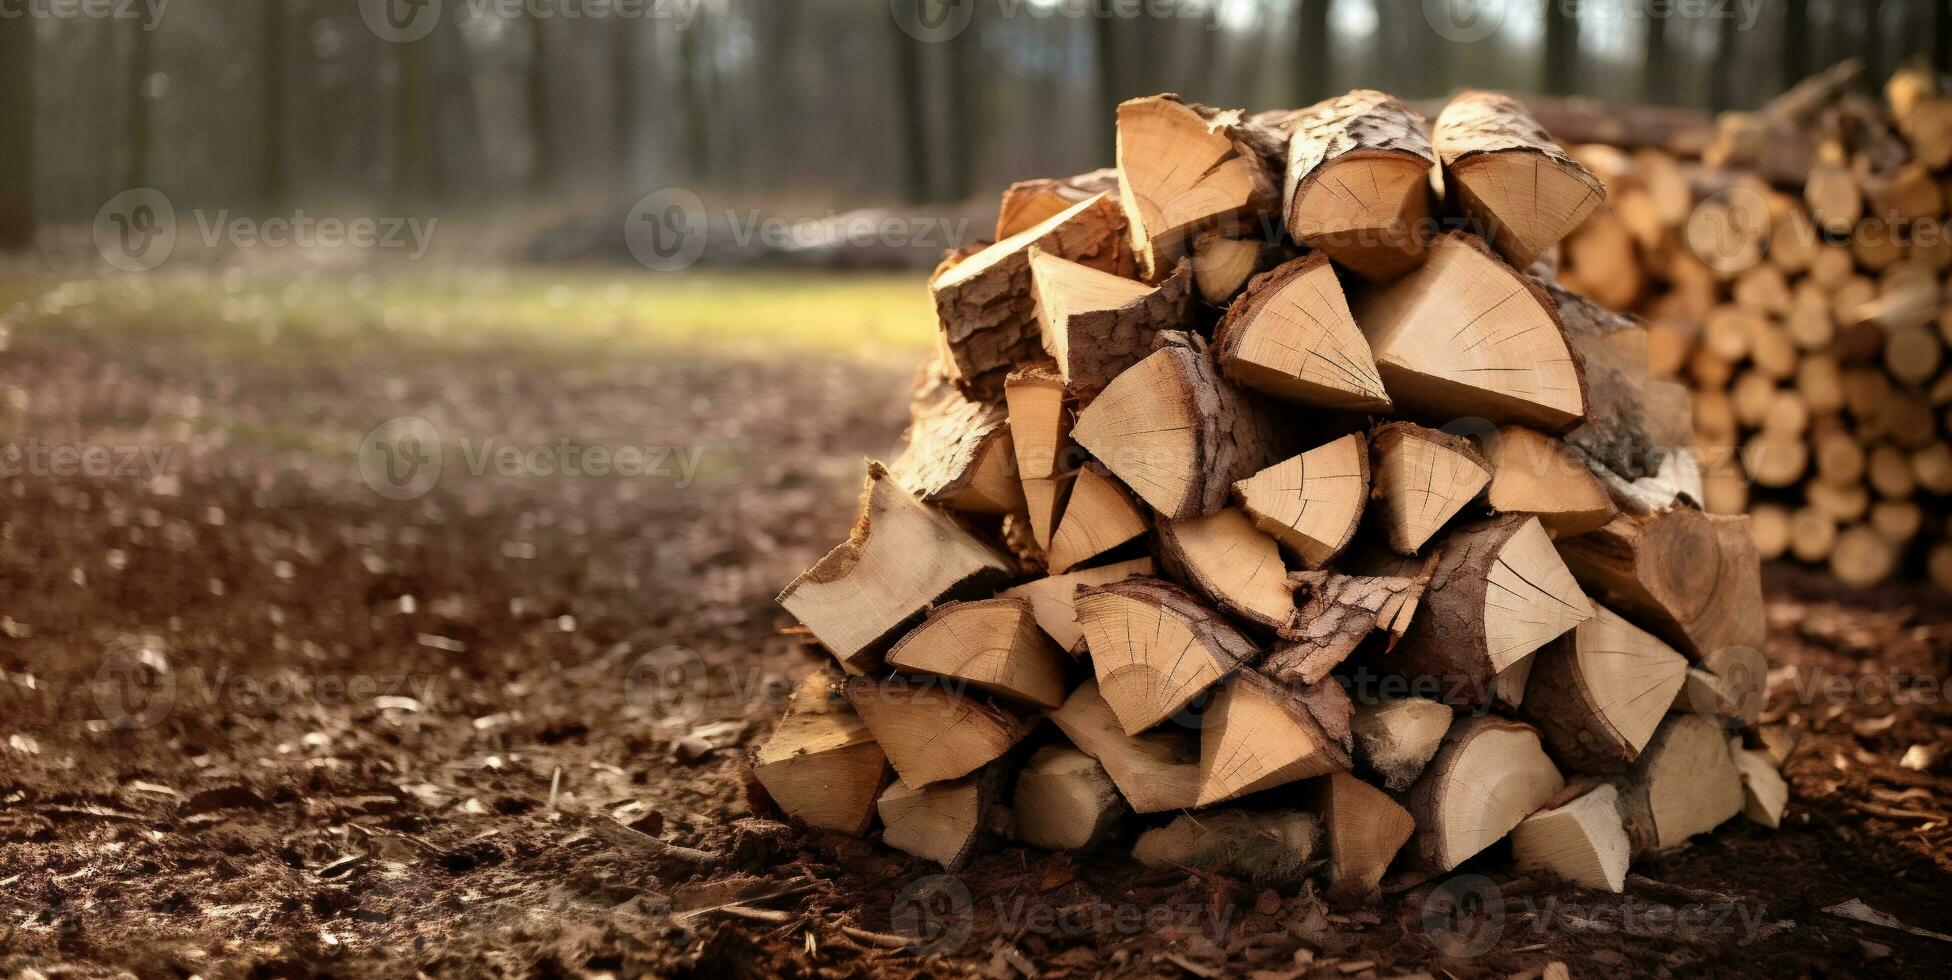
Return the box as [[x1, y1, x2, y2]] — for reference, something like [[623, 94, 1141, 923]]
[[889, 369, 1024, 515], [1004, 365, 1075, 548], [1266, 553, 1438, 685], [998, 556, 1154, 654], [1072, 343, 1289, 519], [997, 168, 1120, 239], [1196, 672, 1352, 806], [1233, 433, 1370, 569], [1154, 507, 1297, 631], [1555, 509, 1765, 660], [751, 671, 889, 835], [1404, 715, 1565, 872], [1191, 230, 1283, 304], [1480, 426, 1617, 538], [1349, 696, 1451, 791], [932, 193, 1134, 398], [884, 597, 1069, 709], [1076, 577, 1260, 735], [1029, 248, 1191, 399], [878, 776, 989, 868], [1369, 422, 1492, 555], [1133, 809, 1321, 884], [1047, 464, 1149, 574], [1886, 65, 1952, 169], [778, 461, 1014, 665], [1670, 644, 1766, 727], [1731, 743, 1788, 829], [1521, 605, 1690, 773], [1047, 679, 1202, 813], [1211, 252, 1391, 410], [1392, 515, 1594, 705], [1551, 282, 1698, 507], [1752, 724, 1798, 769], [1354, 233, 1588, 432], [1011, 745, 1125, 850], [1435, 91, 1607, 268], [1116, 95, 1279, 280], [1613, 714, 1743, 855], [1511, 783, 1631, 893], [843, 677, 1032, 788], [1306, 771, 1415, 905], [1282, 90, 1436, 281]]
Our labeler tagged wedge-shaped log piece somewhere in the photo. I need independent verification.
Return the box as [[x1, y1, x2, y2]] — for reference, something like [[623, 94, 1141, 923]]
[[889, 369, 1024, 515], [1213, 254, 1391, 410], [842, 677, 1031, 789], [885, 598, 1069, 709], [1005, 366, 1076, 549], [778, 462, 1014, 665], [999, 557, 1154, 654], [1012, 745, 1125, 850], [997, 168, 1119, 239], [1307, 771, 1415, 905], [1370, 422, 1492, 555], [1076, 577, 1258, 735], [1731, 743, 1788, 829], [1394, 515, 1594, 705], [1283, 90, 1436, 281], [1196, 672, 1352, 806], [1350, 695, 1451, 792], [1523, 605, 1687, 773], [752, 672, 889, 835], [1047, 679, 1202, 813], [1481, 425, 1616, 538], [1072, 344, 1287, 519], [1354, 233, 1588, 432], [1030, 248, 1191, 399], [878, 777, 987, 869], [1405, 715, 1565, 872], [1134, 809, 1321, 884], [1267, 552, 1439, 685], [1435, 91, 1606, 268], [1511, 783, 1630, 893], [1234, 434, 1370, 569], [1155, 508, 1296, 631], [1555, 509, 1764, 660], [1116, 95, 1279, 281], [932, 193, 1133, 398], [1047, 465, 1149, 574], [1191, 231, 1279, 304], [1613, 714, 1743, 856]]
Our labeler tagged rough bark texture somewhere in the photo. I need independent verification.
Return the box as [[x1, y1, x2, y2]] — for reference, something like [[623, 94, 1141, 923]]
[[1266, 554, 1439, 685], [1389, 515, 1524, 705], [996, 168, 1120, 239], [1284, 90, 1434, 221], [1435, 91, 1607, 266], [1552, 283, 1702, 509], [887, 361, 1011, 508], [1042, 256, 1193, 402]]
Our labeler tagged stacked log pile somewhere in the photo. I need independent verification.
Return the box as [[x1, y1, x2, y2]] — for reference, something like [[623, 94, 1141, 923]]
[[1551, 60, 1952, 591], [756, 90, 1782, 900]]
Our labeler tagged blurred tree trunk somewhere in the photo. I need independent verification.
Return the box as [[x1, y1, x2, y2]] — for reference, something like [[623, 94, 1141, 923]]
[[1782, 0, 1809, 86], [1294, 0, 1332, 106], [1094, 14, 1118, 155], [0, 17, 32, 250], [1861, 0, 1886, 81], [1543, 2, 1577, 96], [1643, 15, 1668, 104], [262, 0, 287, 210], [1414, 8, 1449, 99], [614, 20, 640, 191], [678, 17, 711, 183], [1710, 5, 1740, 111], [944, 8, 983, 200], [889, 1, 929, 203], [396, 36, 432, 205], [1938, 0, 1951, 72], [526, 12, 554, 197], [126, 19, 154, 189]]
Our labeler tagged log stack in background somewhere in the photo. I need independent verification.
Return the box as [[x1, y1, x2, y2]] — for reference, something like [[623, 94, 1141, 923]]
[[758, 89, 1784, 898], [1549, 59, 1952, 592]]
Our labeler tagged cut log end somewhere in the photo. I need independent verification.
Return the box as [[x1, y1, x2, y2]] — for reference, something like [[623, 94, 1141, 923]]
[[1370, 421, 1492, 555], [843, 677, 1031, 789], [1214, 253, 1392, 411], [1077, 577, 1258, 735], [1406, 715, 1565, 872], [884, 597, 1070, 709], [878, 778, 986, 868], [1234, 434, 1370, 569], [1012, 745, 1126, 850], [1511, 783, 1631, 893], [1196, 672, 1352, 806]]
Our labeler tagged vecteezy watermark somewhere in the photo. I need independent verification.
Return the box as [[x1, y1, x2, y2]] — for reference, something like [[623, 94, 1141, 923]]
[[623, 645, 794, 723], [360, 0, 700, 41], [890, 874, 1236, 956], [358, 417, 705, 500], [0, 440, 174, 481], [0, 0, 168, 29], [622, 186, 977, 272], [93, 648, 446, 731], [93, 189, 437, 272], [893, 0, 1241, 44], [1419, 874, 1773, 958], [1425, 0, 1765, 45]]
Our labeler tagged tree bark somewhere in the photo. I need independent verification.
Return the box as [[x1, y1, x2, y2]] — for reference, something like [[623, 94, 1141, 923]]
[[0, 16, 34, 250]]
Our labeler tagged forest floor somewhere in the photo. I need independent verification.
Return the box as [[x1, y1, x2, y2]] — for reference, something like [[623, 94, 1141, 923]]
[[0, 258, 1949, 979]]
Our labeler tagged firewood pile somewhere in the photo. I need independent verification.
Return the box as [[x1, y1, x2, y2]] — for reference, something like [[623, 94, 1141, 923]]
[[755, 89, 1784, 898], [1551, 60, 1952, 591]]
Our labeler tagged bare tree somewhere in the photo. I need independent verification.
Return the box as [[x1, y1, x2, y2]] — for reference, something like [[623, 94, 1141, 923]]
[[1543, 1, 1578, 96], [890, 1, 930, 203], [263, 0, 288, 210], [1643, 14, 1669, 104], [944, 8, 984, 200], [0, 17, 31, 249], [527, 11, 555, 197], [126, 18, 155, 189], [1710, 4, 1740, 110], [678, 16, 712, 184], [1782, 0, 1809, 86], [1095, 14, 1119, 154], [1294, 0, 1333, 106], [396, 34, 433, 205], [614, 20, 640, 190]]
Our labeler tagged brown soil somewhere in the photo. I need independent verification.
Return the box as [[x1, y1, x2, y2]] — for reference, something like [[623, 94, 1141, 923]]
[[1, 273, 1949, 979]]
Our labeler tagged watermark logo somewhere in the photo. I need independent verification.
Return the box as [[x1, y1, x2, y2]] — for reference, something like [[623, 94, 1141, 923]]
[[0, 0, 170, 29], [93, 645, 176, 730], [891, 874, 975, 955], [94, 188, 177, 273], [891, 0, 975, 43], [625, 187, 709, 272], [1687, 184, 1771, 275], [1420, 874, 1506, 957], [1423, 0, 1504, 43], [359, 416, 445, 501], [623, 645, 710, 722], [360, 0, 441, 42]]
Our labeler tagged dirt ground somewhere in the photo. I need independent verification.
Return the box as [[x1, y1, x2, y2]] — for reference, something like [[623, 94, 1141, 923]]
[[1, 262, 1949, 979]]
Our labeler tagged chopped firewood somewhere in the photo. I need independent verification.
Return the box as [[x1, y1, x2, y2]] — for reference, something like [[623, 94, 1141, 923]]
[[889, 368, 1023, 514], [1196, 672, 1352, 806], [1350, 696, 1452, 792], [842, 677, 1031, 789], [1076, 577, 1260, 735], [1154, 508, 1297, 631], [1191, 231, 1279, 304], [1011, 745, 1125, 850], [1266, 553, 1439, 685], [1353, 233, 1588, 433], [1887, 65, 1952, 169], [1435, 91, 1607, 268], [1283, 90, 1436, 281], [1369, 422, 1492, 555], [1522, 605, 1690, 774], [1731, 744, 1789, 829], [1306, 771, 1414, 905], [1029, 248, 1191, 399], [1005, 365, 1075, 549], [884, 597, 1069, 709], [1047, 679, 1202, 814], [996, 168, 1120, 239], [1511, 783, 1631, 893], [998, 557, 1154, 654], [1047, 465, 1149, 574], [1072, 343, 1288, 519], [751, 672, 889, 835], [1614, 714, 1743, 855], [1480, 426, 1617, 538], [1133, 809, 1321, 884], [1752, 724, 1798, 769], [1555, 509, 1765, 660], [1671, 645, 1766, 726], [778, 461, 1014, 666], [1405, 715, 1565, 872], [878, 776, 987, 868], [932, 193, 1134, 398], [1233, 434, 1371, 569], [1212, 253, 1391, 411], [1392, 515, 1594, 705], [1116, 95, 1279, 281]]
